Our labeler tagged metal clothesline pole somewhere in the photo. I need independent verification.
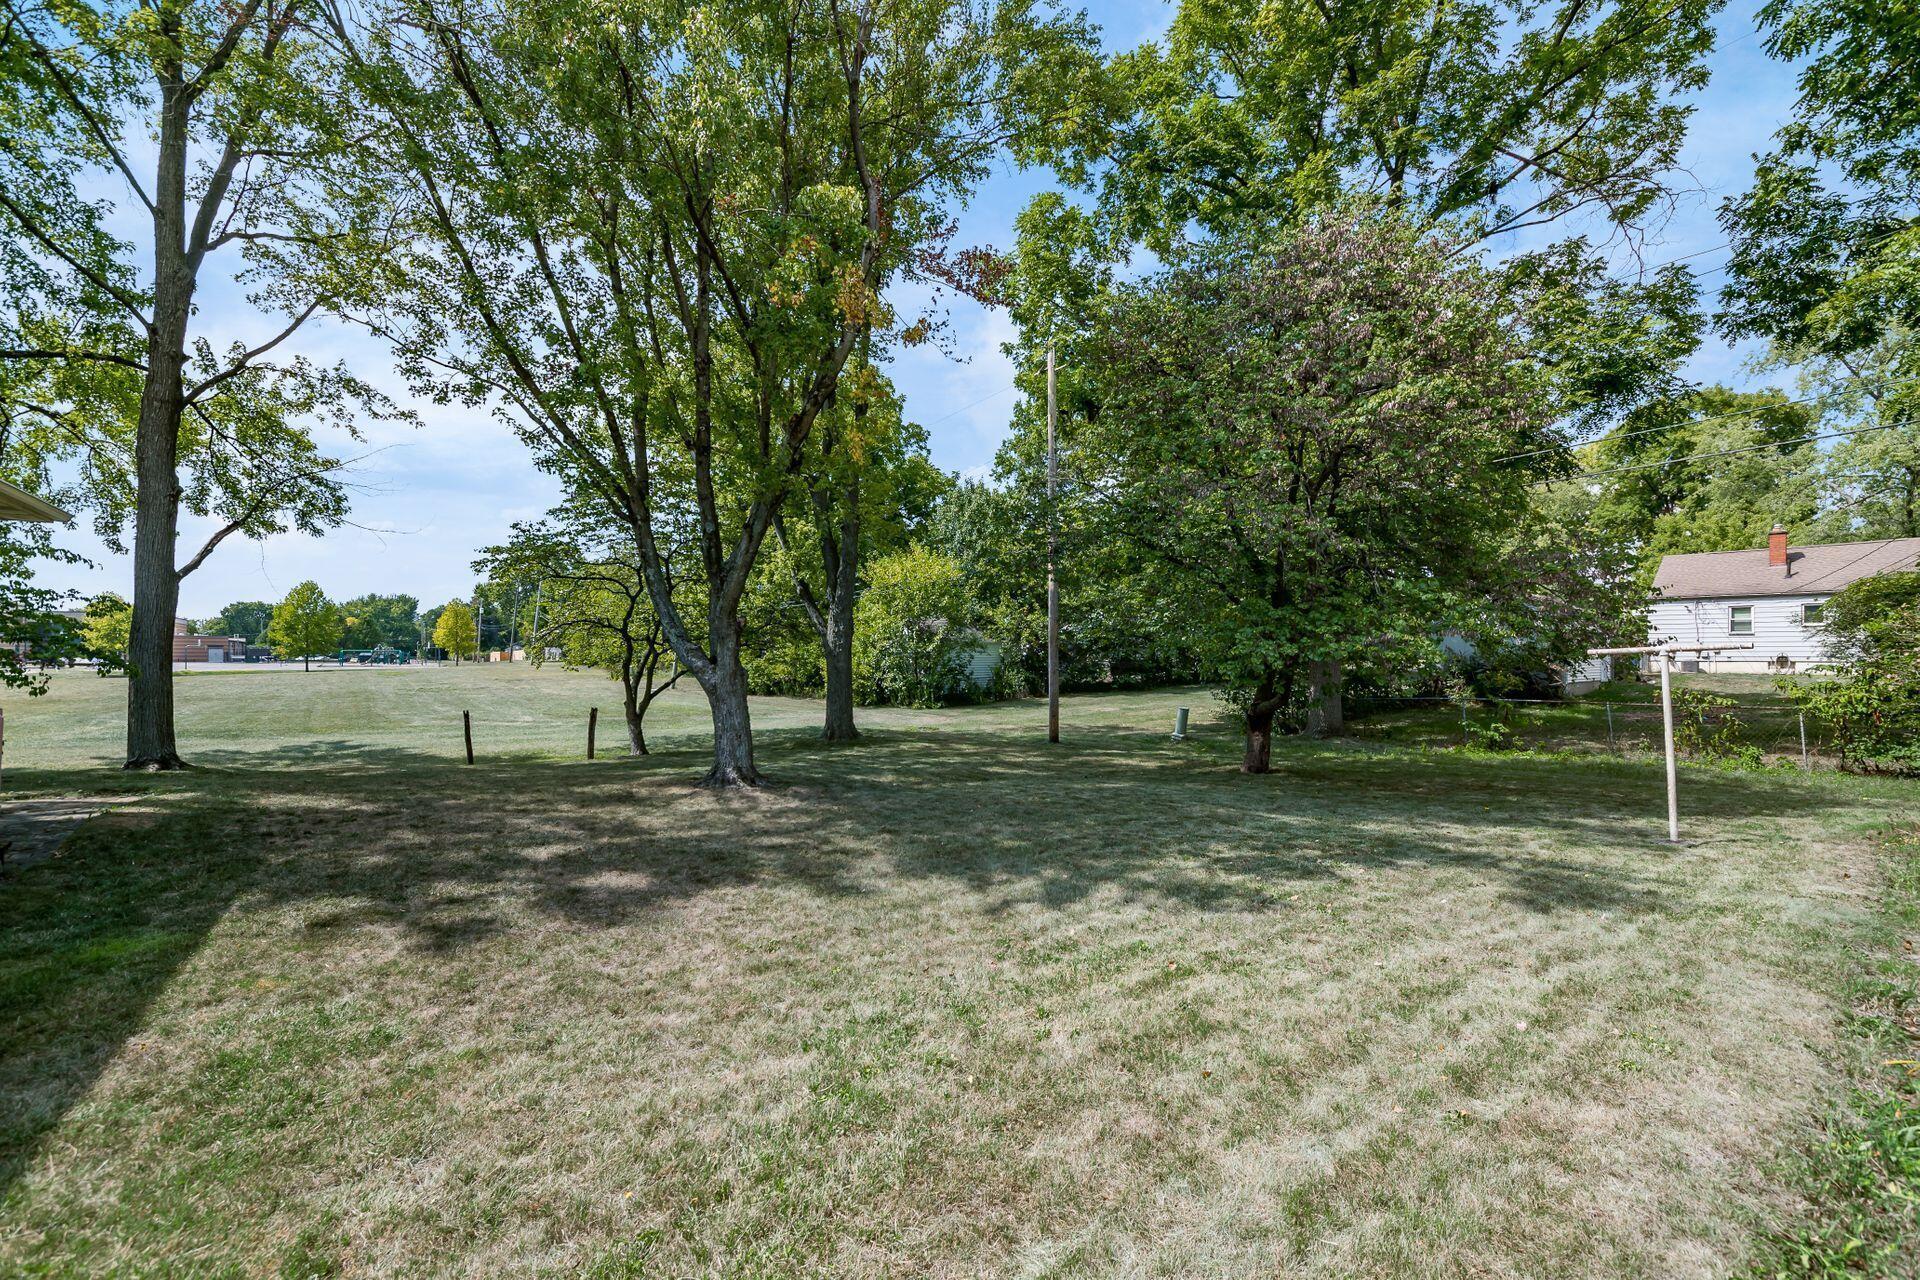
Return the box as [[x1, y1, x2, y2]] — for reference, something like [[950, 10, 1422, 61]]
[[1586, 641, 1755, 843]]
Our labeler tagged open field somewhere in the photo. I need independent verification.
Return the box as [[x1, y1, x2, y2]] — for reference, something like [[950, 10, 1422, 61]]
[[0, 667, 1914, 1276]]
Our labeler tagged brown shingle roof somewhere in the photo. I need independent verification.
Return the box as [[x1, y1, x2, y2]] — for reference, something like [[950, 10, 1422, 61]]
[[1653, 536, 1920, 599]]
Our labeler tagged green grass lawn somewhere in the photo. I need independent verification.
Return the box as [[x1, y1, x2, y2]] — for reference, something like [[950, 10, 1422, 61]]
[[0, 667, 1913, 1277]]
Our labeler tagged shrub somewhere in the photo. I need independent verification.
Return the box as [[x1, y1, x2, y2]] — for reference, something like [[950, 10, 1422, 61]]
[[852, 546, 974, 708], [1789, 664, 1920, 776], [1785, 575, 1920, 775], [1670, 686, 1745, 759]]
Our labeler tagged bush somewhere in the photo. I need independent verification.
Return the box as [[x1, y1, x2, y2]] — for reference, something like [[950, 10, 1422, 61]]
[[1785, 575, 1920, 775], [1789, 665, 1920, 776], [1670, 686, 1740, 758], [853, 546, 974, 708]]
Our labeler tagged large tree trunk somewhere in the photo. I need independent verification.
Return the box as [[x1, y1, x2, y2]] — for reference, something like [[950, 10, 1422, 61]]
[[1241, 676, 1283, 774], [822, 626, 856, 742], [124, 89, 193, 771], [1242, 702, 1275, 773], [699, 621, 761, 788], [1304, 660, 1344, 737], [124, 398, 184, 768], [818, 510, 858, 742], [795, 471, 860, 743]]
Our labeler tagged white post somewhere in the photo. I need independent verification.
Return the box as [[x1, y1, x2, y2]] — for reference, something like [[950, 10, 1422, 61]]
[[1658, 650, 1679, 842], [1587, 641, 1752, 843]]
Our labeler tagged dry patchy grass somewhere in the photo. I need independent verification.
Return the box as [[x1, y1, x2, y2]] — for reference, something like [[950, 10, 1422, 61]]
[[0, 673, 1911, 1277]]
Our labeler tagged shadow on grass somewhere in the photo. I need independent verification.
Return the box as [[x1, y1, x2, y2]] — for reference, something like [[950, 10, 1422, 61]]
[[0, 795, 268, 1198], [0, 723, 1861, 1198]]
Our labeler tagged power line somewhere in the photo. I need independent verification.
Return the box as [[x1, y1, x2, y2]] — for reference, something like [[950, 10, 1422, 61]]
[[1496, 386, 1853, 464], [1542, 421, 1902, 486], [916, 380, 1020, 429], [1595, 199, 1915, 280]]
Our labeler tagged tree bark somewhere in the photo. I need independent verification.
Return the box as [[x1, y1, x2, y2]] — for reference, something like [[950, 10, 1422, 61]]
[[1241, 676, 1283, 774], [819, 511, 859, 742], [784, 441, 862, 744], [1304, 660, 1344, 737], [124, 83, 193, 771], [698, 614, 760, 787], [822, 625, 857, 741], [1242, 702, 1275, 773], [622, 676, 648, 756]]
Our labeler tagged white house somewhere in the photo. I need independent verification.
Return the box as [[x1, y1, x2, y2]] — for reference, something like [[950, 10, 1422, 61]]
[[1647, 526, 1920, 672]]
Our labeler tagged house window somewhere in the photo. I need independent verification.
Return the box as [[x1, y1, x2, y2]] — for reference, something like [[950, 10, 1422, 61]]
[[1802, 602, 1824, 626], [1728, 605, 1753, 635]]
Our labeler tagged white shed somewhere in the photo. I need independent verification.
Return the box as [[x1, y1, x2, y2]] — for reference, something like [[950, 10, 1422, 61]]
[[954, 634, 1002, 691], [1648, 527, 1920, 672]]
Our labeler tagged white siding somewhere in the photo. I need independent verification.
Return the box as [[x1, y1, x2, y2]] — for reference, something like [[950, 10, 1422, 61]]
[[1561, 655, 1611, 692], [957, 639, 1001, 690], [1646, 595, 1834, 671]]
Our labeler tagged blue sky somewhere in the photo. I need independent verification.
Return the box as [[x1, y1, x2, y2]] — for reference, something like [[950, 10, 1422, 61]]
[[34, 0, 1801, 620]]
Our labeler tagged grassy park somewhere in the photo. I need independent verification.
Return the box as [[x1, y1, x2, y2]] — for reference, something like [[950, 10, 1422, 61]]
[[3, 666, 1915, 1277]]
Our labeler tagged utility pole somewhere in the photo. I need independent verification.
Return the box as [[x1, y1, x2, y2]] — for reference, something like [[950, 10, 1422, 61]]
[[1587, 641, 1754, 842], [1046, 342, 1060, 744], [529, 582, 543, 662]]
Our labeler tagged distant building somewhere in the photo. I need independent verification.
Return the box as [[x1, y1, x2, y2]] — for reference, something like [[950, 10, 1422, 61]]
[[172, 618, 252, 663], [1648, 526, 1920, 672]]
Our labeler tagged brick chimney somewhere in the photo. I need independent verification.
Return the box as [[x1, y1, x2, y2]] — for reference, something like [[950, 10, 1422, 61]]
[[1768, 524, 1789, 568]]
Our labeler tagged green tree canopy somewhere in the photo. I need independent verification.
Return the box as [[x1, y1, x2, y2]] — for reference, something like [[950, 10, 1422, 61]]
[[80, 591, 131, 667], [1055, 0, 1721, 255], [0, 0, 401, 767], [1577, 385, 1823, 578], [313, 0, 1098, 786], [210, 601, 275, 643], [851, 544, 974, 708], [1720, 0, 1920, 362], [339, 593, 420, 652], [0, 520, 103, 692], [1081, 212, 1601, 772], [431, 601, 477, 663], [266, 581, 344, 671]]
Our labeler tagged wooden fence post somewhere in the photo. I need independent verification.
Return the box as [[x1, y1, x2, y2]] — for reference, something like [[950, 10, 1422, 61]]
[[588, 707, 598, 760], [462, 710, 474, 765]]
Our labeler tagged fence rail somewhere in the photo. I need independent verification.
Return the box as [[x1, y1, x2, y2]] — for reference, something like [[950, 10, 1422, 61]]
[[1343, 694, 1824, 768]]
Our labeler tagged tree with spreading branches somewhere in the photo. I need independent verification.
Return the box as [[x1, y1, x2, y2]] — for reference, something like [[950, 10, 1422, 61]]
[[479, 506, 692, 756], [1001, 0, 1721, 736], [264, 578, 342, 670], [0, 0, 398, 767], [770, 350, 945, 740], [1083, 213, 1574, 773], [312, 0, 1098, 785]]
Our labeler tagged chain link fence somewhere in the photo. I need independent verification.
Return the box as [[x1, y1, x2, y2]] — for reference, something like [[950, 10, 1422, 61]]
[[1343, 693, 1827, 768]]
